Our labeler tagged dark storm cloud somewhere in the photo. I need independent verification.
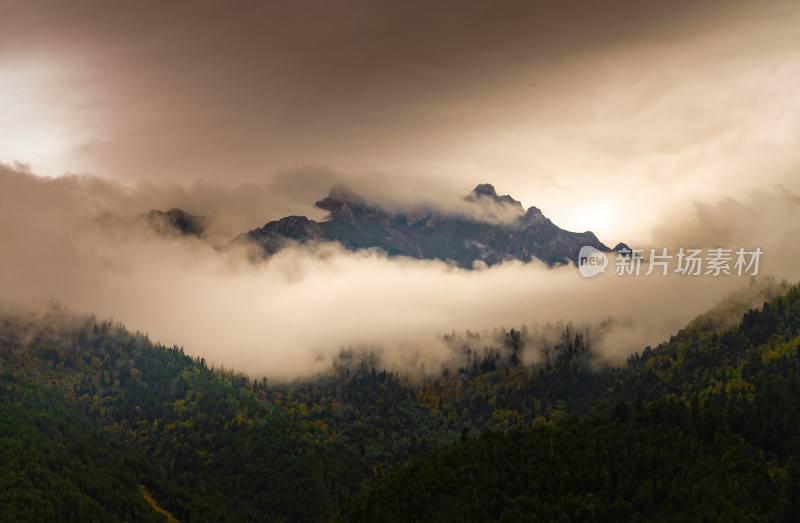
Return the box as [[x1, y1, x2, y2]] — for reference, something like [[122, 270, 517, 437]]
[[2, 0, 798, 248], [3, 0, 797, 187]]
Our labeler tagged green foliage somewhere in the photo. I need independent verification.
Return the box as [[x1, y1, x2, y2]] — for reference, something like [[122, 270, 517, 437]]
[[274, 365, 460, 471], [342, 399, 793, 522], [340, 286, 800, 520], [4, 285, 800, 521], [0, 316, 369, 522], [0, 373, 165, 522]]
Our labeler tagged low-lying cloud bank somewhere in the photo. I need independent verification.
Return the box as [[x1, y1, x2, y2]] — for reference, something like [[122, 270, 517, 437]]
[[1, 163, 797, 380]]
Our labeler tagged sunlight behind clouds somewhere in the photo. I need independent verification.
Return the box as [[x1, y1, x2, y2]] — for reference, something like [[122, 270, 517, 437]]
[[0, 61, 75, 176]]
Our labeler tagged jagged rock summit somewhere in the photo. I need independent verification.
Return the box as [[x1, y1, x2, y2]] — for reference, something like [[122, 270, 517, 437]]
[[238, 184, 614, 267], [466, 183, 525, 211]]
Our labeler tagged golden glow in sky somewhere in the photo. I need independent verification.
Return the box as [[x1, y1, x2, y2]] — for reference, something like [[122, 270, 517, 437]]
[[0, 63, 72, 174], [1, 0, 799, 242]]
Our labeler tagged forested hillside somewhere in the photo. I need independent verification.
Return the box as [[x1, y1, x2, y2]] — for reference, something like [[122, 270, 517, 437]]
[[0, 311, 367, 521], [343, 286, 800, 520], [1, 285, 800, 521], [0, 374, 166, 522]]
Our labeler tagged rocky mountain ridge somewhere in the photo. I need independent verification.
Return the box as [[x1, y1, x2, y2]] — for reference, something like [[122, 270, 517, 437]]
[[240, 183, 613, 267]]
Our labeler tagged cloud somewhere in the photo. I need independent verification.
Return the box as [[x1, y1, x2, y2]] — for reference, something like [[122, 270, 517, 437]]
[[2, 0, 799, 250], [652, 187, 800, 280], [2, 0, 800, 385], [2, 164, 797, 381]]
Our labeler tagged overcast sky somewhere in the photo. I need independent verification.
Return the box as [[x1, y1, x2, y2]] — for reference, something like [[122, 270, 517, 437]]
[[2, 0, 799, 242]]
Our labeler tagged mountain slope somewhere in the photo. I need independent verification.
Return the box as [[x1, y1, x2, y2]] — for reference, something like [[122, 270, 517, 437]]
[[341, 399, 792, 522], [0, 373, 167, 522], [0, 312, 369, 522], [3, 283, 799, 521], [341, 286, 800, 520], [241, 183, 611, 266]]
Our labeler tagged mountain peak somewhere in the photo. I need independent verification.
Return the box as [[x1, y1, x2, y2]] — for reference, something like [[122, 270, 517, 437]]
[[241, 182, 616, 266], [472, 183, 498, 198], [467, 183, 524, 211], [324, 184, 363, 203], [260, 215, 325, 240], [315, 184, 367, 219]]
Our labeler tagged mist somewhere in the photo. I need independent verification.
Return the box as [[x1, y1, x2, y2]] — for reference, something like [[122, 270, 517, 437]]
[[2, 164, 797, 380]]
